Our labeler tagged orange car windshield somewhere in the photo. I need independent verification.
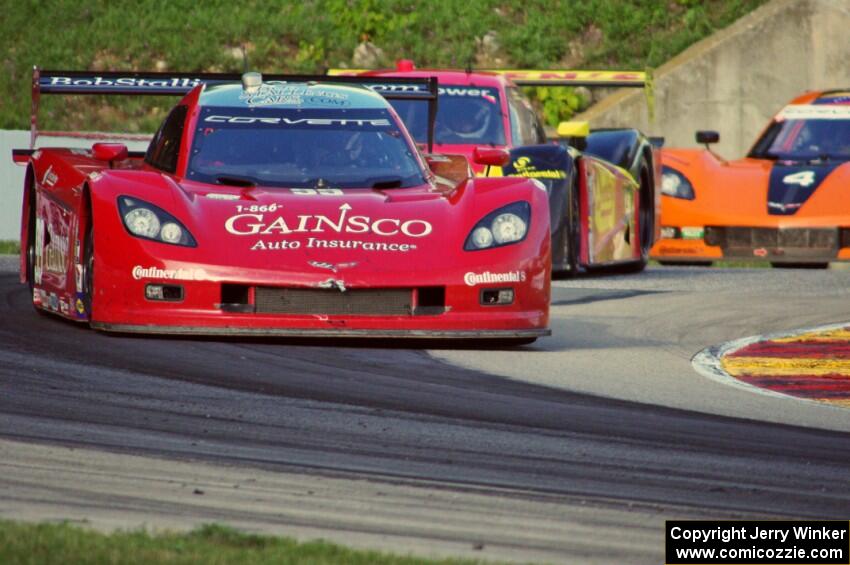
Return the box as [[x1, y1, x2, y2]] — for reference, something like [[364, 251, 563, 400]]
[[754, 117, 850, 162]]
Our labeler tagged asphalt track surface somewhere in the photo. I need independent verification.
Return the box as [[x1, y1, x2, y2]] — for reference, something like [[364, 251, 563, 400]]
[[3, 258, 850, 563]]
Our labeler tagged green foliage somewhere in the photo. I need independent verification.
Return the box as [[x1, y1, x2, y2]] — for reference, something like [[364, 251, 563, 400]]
[[0, 0, 767, 131], [0, 240, 20, 254], [0, 520, 496, 564], [524, 87, 588, 127]]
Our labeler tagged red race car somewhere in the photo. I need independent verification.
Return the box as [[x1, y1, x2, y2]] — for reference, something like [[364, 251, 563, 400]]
[[14, 68, 551, 343], [332, 62, 661, 274]]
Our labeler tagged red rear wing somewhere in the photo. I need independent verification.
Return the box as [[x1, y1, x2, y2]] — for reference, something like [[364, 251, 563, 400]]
[[29, 67, 440, 150]]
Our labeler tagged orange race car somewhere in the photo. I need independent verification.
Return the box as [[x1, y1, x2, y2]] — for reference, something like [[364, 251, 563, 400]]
[[651, 90, 850, 267]]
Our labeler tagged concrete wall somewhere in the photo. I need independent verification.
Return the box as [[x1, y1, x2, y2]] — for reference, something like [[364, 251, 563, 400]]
[[0, 131, 29, 241], [578, 0, 850, 159], [0, 132, 149, 241]]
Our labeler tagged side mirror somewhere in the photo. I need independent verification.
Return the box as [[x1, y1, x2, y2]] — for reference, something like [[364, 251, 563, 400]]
[[472, 146, 510, 167], [695, 131, 719, 146], [557, 121, 589, 151], [425, 153, 472, 185], [92, 142, 129, 163]]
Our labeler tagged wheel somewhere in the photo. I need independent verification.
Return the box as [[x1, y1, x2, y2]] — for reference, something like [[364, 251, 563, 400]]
[[553, 175, 581, 279], [618, 156, 653, 273], [770, 262, 829, 269], [25, 200, 36, 295], [25, 193, 47, 316], [82, 217, 95, 317]]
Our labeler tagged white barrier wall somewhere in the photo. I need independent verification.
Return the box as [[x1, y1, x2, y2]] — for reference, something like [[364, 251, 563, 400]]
[[0, 131, 30, 241], [0, 131, 149, 242]]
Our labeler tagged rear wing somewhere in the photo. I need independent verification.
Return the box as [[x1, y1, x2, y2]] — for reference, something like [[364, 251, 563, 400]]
[[328, 66, 653, 120], [478, 69, 646, 88], [30, 67, 440, 151]]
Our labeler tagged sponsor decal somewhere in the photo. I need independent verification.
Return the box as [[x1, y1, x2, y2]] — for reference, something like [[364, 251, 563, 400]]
[[249, 239, 417, 252], [44, 233, 68, 274], [366, 83, 424, 94], [59, 299, 70, 315], [48, 293, 59, 311], [680, 227, 704, 240], [508, 156, 567, 180], [224, 203, 433, 238], [239, 82, 351, 108], [657, 246, 700, 255], [75, 294, 87, 318], [308, 261, 358, 272], [75, 264, 84, 293], [48, 76, 202, 89], [41, 165, 58, 187], [205, 115, 389, 127], [132, 266, 207, 281], [767, 163, 841, 216], [464, 271, 527, 286], [754, 248, 768, 257], [438, 86, 499, 104], [776, 104, 850, 121], [225, 203, 431, 254]]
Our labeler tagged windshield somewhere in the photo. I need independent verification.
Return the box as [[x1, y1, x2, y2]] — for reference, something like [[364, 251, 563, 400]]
[[751, 104, 850, 161], [390, 86, 506, 145], [187, 107, 426, 188]]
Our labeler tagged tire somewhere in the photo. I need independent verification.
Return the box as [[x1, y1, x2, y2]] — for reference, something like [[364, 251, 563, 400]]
[[25, 193, 46, 316], [619, 156, 653, 273], [770, 262, 829, 269], [553, 175, 581, 279], [25, 199, 36, 296], [82, 215, 95, 317]]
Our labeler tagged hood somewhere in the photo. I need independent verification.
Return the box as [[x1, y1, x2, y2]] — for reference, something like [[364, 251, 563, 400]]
[[170, 179, 475, 277], [662, 149, 850, 226], [766, 160, 844, 215]]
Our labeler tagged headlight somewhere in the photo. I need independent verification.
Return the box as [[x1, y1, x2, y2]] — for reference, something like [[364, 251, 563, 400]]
[[118, 196, 197, 247], [464, 201, 530, 251], [661, 166, 695, 200]]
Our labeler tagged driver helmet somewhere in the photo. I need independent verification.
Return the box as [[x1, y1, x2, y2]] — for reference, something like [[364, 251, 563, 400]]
[[450, 98, 492, 139]]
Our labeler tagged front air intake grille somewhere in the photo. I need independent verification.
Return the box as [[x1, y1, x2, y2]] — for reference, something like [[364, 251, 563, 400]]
[[255, 287, 414, 316], [709, 227, 838, 258]]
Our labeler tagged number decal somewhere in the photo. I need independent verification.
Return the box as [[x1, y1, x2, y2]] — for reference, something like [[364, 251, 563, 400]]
[[782, 171, 816, 187]]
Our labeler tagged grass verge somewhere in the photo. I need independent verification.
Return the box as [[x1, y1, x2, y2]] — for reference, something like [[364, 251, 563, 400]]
[[0, 0, 767, 132], [0, 240, 20, 255], [0, 521, 497, 565]]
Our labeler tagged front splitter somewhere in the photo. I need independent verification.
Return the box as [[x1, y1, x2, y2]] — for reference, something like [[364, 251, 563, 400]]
[[90, 322, 550, 340]]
